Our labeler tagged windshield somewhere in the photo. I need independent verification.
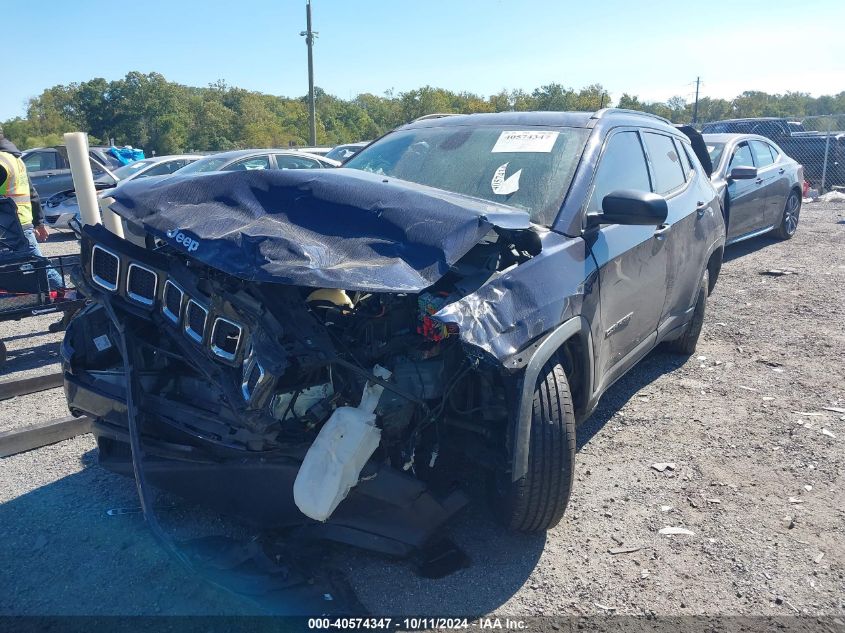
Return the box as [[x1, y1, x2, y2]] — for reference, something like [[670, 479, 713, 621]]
[[706, 142, 726, 169], [111, 159, 154, 180], [175, 155, 231, 174], [344, 126, 590, 225]]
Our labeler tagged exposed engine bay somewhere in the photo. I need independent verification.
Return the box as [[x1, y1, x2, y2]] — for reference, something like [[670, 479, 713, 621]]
[[64, 219, 538, 530], [61, 168, 561, 552]]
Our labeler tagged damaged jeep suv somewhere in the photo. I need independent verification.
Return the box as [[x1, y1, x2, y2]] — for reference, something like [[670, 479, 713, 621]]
[[62, 109, 724, 552]]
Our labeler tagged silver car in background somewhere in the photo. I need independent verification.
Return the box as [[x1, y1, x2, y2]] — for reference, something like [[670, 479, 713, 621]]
[[43, 154, 201, 229], [705, 133, 803, 244]]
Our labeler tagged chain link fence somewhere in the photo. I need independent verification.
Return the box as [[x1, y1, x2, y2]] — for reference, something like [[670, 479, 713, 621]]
[[700, 114, 845, 192]]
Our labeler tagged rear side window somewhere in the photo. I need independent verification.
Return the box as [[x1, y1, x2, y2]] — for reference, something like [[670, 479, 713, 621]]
[[767, 143, 780, 161], [750, 140, 774, 167], [642, 132, 686, 194], [675, 139, 694, 177], [275, 155, 321, 169], [224, 156, 270, 171], [587, 131, 651, 214]]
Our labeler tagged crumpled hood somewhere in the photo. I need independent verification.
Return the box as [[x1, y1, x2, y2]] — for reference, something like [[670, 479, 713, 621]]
[[110, 168, 530, 292]]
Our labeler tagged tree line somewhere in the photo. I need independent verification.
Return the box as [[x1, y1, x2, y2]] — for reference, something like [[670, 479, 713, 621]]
[[3, 71, 844, 155]]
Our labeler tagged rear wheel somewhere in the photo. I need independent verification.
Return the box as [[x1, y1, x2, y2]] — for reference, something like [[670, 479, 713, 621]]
[[666, 269, 709, 356], [773, 190, 801, 240], [493, 357, 576, 532]]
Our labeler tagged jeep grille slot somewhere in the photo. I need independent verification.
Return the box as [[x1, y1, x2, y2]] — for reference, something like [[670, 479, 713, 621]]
[[162, 280, 183, 324], [126, 263, 158, 306], [210, 317, 242, 361], [91, 245, 120, 292], [184, 299, 208, 343], [241, 348, 264, 401]]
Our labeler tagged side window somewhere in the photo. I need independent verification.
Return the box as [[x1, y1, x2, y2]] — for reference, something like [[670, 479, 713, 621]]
[[587, 131, 651, 214], [767, 143, 780, 162], [23, 151, 59, 172], [223, 156, 271, 171], [275, 155, 321, 170], [642, 132, 686, 194], [750, 140, 774, 168], [729, 143, 754, 170], [675, 139, 693, 178], [143, 161, 182, 177]]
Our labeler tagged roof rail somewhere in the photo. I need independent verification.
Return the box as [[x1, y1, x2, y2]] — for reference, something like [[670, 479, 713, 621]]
[[592, 108, 671, 124], [411, 113, 461, 123]]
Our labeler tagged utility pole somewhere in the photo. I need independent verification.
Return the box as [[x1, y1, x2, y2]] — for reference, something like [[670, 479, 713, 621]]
[[692, 76, 701, 125], [300, 0, 318, 146]]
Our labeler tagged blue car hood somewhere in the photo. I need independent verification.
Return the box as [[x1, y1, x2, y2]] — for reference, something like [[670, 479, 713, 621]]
[[109, 168, 531, 292]]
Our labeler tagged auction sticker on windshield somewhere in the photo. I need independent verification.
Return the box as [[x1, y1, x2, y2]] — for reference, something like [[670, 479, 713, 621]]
[[492, 130, 558, 153]]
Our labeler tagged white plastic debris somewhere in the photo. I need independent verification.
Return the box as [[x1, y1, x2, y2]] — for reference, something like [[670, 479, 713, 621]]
[[293, 365, 392, 522], [659, 526, 695, 536], [818, 190, 845, 203], [821, 428, 836, 438]]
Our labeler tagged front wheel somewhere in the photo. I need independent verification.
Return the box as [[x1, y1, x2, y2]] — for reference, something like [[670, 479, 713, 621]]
[[492, 357, 576, 533], [773, 190, 801, 240]]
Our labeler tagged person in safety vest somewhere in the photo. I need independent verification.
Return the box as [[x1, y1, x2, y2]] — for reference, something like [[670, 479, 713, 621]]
[[0, 126, 63, 290]]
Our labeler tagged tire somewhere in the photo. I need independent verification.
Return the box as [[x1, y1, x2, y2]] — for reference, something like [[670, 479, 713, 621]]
[[494, 357, 576, 532], [0, 340, 6, 369], [667, 269, 709, 356], [773, 190, 801, 240]]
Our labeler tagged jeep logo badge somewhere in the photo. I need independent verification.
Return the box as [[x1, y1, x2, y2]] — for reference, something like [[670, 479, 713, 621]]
[[166, 229, 200, 252]]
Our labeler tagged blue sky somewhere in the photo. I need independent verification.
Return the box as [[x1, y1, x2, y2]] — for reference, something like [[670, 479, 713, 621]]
[[5, 0, 843, 120]]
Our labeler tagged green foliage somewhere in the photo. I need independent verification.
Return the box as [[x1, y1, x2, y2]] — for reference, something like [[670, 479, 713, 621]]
[[4, 72, 845, 154]]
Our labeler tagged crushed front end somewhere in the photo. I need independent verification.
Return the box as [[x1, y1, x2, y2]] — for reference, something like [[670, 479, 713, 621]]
[[61, 170, 540, 554]]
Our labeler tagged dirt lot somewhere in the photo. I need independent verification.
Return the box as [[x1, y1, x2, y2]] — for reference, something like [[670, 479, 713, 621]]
[[1, 202, 843, 617]]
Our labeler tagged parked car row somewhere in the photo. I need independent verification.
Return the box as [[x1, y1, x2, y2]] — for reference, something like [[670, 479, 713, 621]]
[[40, 148, 341, 229]]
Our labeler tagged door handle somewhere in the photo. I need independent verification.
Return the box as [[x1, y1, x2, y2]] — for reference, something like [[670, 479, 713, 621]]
[[755, 178, 763, 184], [653, 224, 671, 240], [778, 168, 785, 174], [696, 201, 706, 217]]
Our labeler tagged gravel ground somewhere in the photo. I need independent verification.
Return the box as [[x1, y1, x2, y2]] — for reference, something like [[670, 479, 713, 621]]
[[1, 203, 843, 617]]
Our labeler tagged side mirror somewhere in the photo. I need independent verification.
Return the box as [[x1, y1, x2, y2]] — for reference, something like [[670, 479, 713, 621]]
[[588, 189, 668, 227], [728, 166, 757, 180]]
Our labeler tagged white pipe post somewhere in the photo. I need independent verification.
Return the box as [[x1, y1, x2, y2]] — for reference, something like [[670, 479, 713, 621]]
[[63, 132, 101, 227], [99, 196, 125, 239]]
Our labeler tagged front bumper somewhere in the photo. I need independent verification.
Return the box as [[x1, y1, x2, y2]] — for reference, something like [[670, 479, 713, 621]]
[[65, 361, 466, 555]]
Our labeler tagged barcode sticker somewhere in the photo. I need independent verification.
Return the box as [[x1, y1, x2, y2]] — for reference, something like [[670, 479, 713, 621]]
[[93, 335, 112, 352]]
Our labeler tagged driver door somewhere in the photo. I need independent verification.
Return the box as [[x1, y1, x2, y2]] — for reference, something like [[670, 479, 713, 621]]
[[725, 141, 764, 239]]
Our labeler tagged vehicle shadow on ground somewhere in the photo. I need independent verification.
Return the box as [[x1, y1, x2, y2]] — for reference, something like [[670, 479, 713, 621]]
[[0, 443, 544, 616], [1, 340, 61, 375], [723, 235, 779, 262], [576, 349, 685, 450]]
